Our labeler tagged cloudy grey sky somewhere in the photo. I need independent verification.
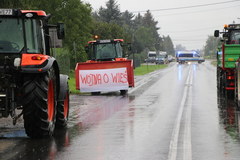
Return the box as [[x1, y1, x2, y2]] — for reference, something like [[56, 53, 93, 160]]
[[83, 0, 240, 50]]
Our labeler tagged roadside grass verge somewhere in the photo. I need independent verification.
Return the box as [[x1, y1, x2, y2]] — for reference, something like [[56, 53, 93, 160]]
[[211, 60, 217, 66], [69, 70, 81, 94], [134, 64, 168, 75], [69, 64, 168, 94]]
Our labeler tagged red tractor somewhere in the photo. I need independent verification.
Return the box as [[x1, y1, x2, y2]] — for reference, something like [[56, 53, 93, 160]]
[[75, 39, 134, 95], [0, 9, 69, 138]]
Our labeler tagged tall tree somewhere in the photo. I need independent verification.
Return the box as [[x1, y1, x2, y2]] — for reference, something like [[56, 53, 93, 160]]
[[0, 0, 35, 8], [60, 0, 92, 66], [162, 36, 175, 55], [92, 21, 126, 40], [204, 35, 220, 58], [175, 44, 186, 52], [131, 10, 161, 53], [121, 10, 134, 27], [133, 13, 143, 30], [98, 0, 122, 24], [91, 0, 131, 43], [142, 10, 158, 29], [132, 27, 155, 53]]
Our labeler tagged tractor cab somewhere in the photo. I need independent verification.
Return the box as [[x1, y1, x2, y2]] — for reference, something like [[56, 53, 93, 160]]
[[86, 39, 124, 61], [0, 9, 64, 71], [214, 24, 240, 44], [0, 9, 46, 55]]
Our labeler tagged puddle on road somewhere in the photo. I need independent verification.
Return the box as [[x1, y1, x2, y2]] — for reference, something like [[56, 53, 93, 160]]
[[0, 91, 161, 160], [217, 94, 240, 140], [0, 129, 71, 160], [1, 130, 27, 138], [53, 93, 164, 160], [69, 95, 133, 132]]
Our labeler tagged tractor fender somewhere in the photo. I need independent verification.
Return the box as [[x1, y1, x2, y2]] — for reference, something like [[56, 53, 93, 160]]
[[58, 74, 69, 101], [21, 56, 57, 73]]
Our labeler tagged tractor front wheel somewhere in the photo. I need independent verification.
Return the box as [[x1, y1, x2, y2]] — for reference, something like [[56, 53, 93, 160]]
[[22, 67, 57, 138]]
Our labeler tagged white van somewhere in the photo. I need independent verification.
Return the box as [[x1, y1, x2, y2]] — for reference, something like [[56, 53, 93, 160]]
[[145, 51, 156, 63]]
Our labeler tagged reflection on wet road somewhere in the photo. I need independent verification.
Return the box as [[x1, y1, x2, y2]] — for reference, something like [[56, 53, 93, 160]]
[[1, 61, 240, 160]]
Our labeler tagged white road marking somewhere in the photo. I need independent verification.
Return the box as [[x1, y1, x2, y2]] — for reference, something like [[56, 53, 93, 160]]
[[168, 66, 193, 160], [183, 71, 193, 160]]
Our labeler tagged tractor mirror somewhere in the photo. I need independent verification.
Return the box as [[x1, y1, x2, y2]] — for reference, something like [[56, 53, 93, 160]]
[[57, 23, 65, 39], [214, 30, 219, 37]]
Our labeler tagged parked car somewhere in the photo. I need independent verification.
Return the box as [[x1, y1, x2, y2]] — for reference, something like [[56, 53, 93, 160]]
[[167, 55, 174, 62], [145, 51, 156, 63], [156, 54, 168, 64]]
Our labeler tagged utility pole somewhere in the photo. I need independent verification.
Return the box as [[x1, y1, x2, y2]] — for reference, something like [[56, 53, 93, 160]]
[[73, 41, 77, 65], [131, 32, 135, 69]]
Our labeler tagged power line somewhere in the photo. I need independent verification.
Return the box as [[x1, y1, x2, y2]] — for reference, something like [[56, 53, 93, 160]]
[[155, 4, 240, 17], [132, 0, 240, 13], [173, 38, 207, 41], [160, 25, 222, 33]]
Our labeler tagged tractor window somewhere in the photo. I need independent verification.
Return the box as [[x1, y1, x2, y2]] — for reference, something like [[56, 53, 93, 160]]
[[24, 19, 42, 53], [230, 30, 240, 44], [95, 43, 117, 60], [115, 42, 123, 58], [0, 18, 24, 53]]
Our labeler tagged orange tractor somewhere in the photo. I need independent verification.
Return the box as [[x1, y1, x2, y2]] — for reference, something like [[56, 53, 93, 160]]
[[0, 9, 69, 138], [75, 39, 134, 95]]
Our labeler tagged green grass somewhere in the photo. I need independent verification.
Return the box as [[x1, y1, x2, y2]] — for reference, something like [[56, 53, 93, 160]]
[[69, 70, 81, 94], [134, 64, 167, 75], [211, 60, 217, 66], [69, 64, 168, 94]]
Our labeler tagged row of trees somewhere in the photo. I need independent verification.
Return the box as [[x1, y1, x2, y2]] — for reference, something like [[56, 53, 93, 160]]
[[1, 0, 176, 70], [92, 0, 175, 65]]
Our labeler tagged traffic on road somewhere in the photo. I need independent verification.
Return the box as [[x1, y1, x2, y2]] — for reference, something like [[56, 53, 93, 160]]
[[1, 61, 240, 160], [0, 0, 240, 159]]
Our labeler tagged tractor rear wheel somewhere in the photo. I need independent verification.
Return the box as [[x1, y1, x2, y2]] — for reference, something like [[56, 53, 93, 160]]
[[22, 67, 57, 138]]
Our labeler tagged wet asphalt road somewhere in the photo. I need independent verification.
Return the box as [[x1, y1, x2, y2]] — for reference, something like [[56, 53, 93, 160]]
[[1, 61, 240, 160]]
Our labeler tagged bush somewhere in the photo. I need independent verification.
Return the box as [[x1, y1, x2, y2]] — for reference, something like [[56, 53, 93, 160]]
[[128, 53, 142, 68], [55, 48, 71, 75]]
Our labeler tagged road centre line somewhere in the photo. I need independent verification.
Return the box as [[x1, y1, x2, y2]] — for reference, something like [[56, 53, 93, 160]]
[[183, 72, 193, 160], [167, 66, 193, 160]]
